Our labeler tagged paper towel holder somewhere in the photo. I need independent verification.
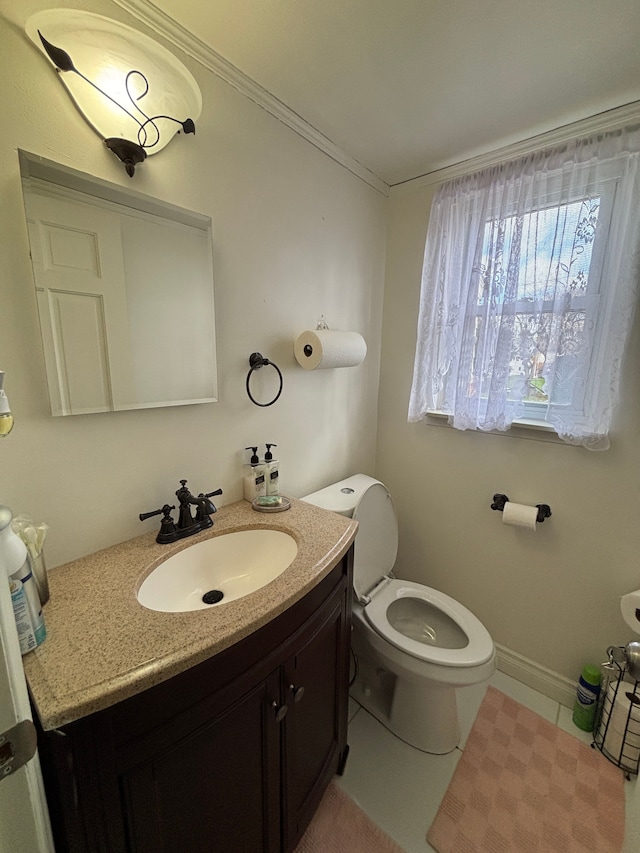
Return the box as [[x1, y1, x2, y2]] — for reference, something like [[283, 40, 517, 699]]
[[245, 353, 283, 407], [294, 316, 367, 370], [491, 493, 552, 523]]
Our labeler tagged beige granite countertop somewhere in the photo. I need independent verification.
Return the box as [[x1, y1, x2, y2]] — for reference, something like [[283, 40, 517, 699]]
[[23, 498, 357, 731]]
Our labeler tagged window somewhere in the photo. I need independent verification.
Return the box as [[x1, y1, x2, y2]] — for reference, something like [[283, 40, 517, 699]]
[[469, 194, 603, 416], [408, 126, 640, 449]]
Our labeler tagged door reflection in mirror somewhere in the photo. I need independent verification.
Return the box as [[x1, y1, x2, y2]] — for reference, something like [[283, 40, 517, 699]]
[[19, 151, 218, 416]]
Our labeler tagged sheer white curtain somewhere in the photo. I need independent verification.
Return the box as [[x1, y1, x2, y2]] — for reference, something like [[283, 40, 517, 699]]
[[408, 125, 640, 449]]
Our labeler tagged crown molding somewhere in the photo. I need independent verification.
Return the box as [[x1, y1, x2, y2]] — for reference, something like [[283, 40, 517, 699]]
[[390, 100, 640, 196], [112, 0, 389, 196]]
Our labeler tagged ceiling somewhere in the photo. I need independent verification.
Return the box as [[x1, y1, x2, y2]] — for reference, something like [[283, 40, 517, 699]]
[[143, 0, 640, 186]]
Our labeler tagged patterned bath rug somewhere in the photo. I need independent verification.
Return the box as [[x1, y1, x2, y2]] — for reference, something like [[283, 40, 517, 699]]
[[427, 686, 625, 853], [295, 780, 406, 853]]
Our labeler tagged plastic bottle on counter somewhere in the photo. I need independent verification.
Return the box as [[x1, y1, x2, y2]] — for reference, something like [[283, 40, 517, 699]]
[[572, 663, 601, 732], [0, 504, 46, 654], [264, 443, 279, 496], [243, 446, 267, 501]]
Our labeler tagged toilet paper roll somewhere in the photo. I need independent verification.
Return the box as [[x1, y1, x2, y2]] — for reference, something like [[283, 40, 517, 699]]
[[600, 683, 640, 766], [502, 502, 538, 531], [294, 330, 367, 370], [621, 590, 640, 635]]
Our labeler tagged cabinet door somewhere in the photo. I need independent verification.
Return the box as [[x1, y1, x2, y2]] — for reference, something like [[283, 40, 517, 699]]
[[281, 581, 349, 849], [119, 670, 283, 853]]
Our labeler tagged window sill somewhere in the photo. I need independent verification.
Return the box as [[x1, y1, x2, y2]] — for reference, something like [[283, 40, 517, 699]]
[[424, 410, 566, 444]]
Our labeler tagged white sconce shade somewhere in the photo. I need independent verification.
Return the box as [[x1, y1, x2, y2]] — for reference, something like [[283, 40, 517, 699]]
[[25, 9, 202, 176]]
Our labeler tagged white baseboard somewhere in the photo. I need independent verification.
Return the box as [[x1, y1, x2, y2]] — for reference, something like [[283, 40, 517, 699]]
[[495, 643, 576, 708]]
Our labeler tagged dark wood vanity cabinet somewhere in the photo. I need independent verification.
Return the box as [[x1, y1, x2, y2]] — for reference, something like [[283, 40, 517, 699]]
[[36, 551, 353, 853]]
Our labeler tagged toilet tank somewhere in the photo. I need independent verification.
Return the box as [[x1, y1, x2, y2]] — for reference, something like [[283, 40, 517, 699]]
[[300, 474, 380, 517]]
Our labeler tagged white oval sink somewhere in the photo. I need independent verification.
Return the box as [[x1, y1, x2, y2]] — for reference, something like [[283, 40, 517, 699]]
[[137, 529, 298, 613]]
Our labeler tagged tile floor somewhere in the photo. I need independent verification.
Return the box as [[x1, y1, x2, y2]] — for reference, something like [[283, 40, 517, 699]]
[[336, 670, 640, 853]]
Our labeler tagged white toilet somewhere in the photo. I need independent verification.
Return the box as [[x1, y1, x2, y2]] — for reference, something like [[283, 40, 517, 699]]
[[302, 474, 495, 754]]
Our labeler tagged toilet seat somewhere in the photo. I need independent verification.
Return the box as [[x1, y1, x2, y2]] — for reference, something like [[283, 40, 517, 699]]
[[364, 579, 494, 668]]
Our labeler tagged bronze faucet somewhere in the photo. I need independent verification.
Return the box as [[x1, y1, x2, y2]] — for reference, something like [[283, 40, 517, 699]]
[[140, 480, 223, 544]]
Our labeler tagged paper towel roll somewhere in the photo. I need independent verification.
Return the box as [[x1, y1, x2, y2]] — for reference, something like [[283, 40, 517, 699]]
[[294, 330, 367, 370], [502, 502, 538, 531], [621, 590, 640, 635]]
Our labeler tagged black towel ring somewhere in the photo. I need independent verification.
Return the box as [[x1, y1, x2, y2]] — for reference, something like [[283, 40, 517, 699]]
[[246, 352, 283, 407]]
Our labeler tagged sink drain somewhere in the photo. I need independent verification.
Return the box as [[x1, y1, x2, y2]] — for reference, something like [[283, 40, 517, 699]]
[[202, 589, 224, 605]]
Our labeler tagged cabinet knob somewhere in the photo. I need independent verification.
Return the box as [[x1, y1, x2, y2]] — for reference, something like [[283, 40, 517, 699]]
[[272, 701, 288, 722], [289, 684, 305, 703]]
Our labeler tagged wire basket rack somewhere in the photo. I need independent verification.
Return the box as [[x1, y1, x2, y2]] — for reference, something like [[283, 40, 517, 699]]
[[592, 645, 640, 779]]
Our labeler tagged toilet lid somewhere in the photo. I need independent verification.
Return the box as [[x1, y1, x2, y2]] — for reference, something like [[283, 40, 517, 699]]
[[352, 482, 398, 601]]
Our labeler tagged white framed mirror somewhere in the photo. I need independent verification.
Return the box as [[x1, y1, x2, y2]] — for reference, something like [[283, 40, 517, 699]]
[[19, 151, 218, 416]]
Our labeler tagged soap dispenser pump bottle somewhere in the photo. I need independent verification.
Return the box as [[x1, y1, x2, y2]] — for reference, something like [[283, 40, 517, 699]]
[[264, 444, 279, 495], [243, 446, 267, 501], [0, 504, 46, 654]]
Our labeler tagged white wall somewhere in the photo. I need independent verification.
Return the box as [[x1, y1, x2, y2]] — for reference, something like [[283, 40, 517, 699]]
[[377, 181, 640, 689], [3, 0, 637, 697], [0, 0, 387, 567]]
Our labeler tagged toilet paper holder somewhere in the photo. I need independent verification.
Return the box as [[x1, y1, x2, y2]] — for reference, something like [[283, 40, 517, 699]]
[[593, 646, 640, 778], [490, 493, 552, 523]]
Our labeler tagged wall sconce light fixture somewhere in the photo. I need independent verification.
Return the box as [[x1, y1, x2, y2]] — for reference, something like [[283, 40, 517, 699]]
[[26, 10, 202, 177]]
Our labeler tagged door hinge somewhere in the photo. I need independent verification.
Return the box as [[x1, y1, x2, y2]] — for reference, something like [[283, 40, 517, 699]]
[[0, 719, 37, 781]]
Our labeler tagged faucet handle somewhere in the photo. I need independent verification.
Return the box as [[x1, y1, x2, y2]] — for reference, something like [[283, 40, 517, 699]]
[[195, 488, 223, 519], [201, 489, 222, 512], [158, 505, 177, 538], [140, 504, 177, 541], [139, 504, 175, 522]]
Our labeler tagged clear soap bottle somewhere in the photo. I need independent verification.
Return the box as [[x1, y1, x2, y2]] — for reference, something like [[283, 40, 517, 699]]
[[264, 444, 279, 495], [243, 446, 267, 501]]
